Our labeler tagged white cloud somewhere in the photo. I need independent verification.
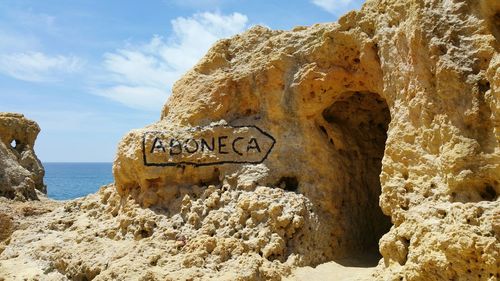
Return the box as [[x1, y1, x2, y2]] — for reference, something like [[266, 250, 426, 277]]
[[97, 12, 248, 111], [0, 30, 40, 53], [97, 86, 168, 111], [0, 52, 84, 82], [311, 0, 364, 15]]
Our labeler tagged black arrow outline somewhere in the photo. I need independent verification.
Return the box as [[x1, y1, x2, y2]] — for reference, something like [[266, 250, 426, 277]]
[[142, 125, 276, 167]]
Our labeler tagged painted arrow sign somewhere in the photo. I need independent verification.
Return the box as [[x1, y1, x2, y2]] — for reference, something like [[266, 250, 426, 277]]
[[142, 125, 276, 166]]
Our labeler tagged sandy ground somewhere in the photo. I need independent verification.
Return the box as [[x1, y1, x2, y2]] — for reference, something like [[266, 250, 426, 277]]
[[285, 262, 376, 281], [285, 253, 379, 281], [0, 258, 378, 281]]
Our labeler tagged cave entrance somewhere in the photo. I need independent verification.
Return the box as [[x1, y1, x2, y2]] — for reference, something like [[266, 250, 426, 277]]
[[322, 91, 392, 265]]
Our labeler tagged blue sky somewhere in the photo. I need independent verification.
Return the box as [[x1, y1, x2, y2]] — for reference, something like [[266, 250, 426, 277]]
[[0, 0, 365, 162]]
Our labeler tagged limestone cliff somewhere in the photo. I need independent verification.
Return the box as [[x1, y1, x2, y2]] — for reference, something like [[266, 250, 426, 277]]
[[113, 0, 500, 279], [0, 0, 499, 280], [0, 113, 46, 200]]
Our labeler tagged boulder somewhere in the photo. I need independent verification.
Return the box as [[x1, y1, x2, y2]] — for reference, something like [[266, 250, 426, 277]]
[[0, 113, 46, 200]]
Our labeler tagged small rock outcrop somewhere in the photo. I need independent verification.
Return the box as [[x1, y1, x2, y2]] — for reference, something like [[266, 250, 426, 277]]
[[0, 113, 46, 200]]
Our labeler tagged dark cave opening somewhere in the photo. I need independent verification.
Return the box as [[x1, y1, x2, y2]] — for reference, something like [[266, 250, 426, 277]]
[[322, 91, 392, 264]]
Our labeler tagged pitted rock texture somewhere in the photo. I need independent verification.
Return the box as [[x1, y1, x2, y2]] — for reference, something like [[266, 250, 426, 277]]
[[1, 0, 499, 280], [0, 185, 313, 280], [0, 113, 46, 200], [0, 195, 59, 256], [113, 0, 499, 279]]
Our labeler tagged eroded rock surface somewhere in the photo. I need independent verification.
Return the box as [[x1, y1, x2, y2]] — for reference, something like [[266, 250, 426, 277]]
[[1, 0, 499, 280], [0, 113, 46, 200], [113, 0, 499, 278], [0, 185, 309, 280]]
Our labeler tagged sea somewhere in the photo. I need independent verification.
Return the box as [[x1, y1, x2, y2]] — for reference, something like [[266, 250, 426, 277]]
[[44, 162, 113, 200]]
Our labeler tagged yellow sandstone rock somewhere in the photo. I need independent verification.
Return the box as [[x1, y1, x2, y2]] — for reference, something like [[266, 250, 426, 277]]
[[113, 0, 499, 278], [0, 113, 46, 200], [1, 0, 499, 280]]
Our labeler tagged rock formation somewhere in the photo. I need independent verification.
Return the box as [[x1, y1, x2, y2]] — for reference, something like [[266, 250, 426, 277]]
[[0, 113, 46, 200], [0, 0, 499, 280], [113, 0, 500, 278]]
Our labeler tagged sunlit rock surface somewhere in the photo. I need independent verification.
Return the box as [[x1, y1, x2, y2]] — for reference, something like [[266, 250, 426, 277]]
[[0, 113, 45, 200], [1, 0, 499, 280]]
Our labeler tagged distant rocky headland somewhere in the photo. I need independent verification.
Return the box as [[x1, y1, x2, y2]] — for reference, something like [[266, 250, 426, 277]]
[[0, 0, 499, 280]]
